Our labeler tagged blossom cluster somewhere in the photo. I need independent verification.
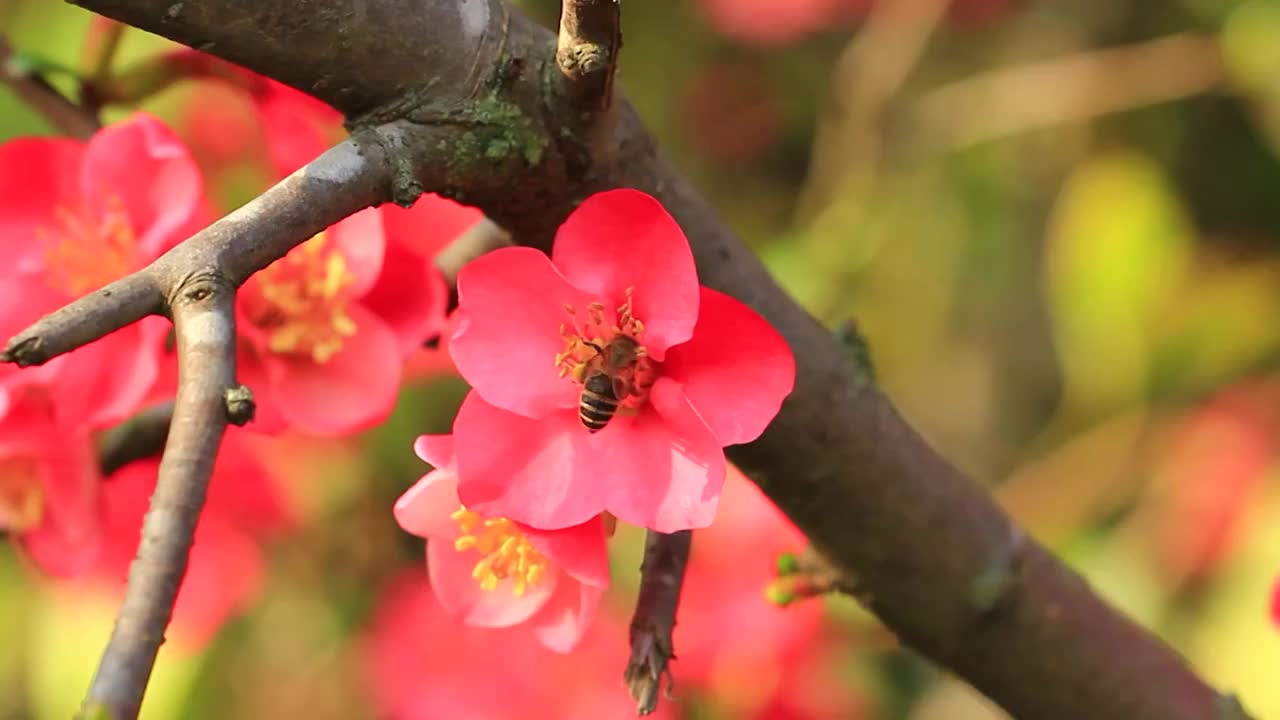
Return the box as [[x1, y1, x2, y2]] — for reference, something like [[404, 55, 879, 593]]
[[0, 36, 803, 708], [393, 188, 796, 651]]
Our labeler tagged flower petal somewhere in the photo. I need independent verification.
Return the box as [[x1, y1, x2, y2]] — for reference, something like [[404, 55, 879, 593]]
[[23, 431, 102, 578], [663, 286, 795, 445], [0, 137, 82, 269], [380, 193, 484, 259], [521, 515, 610, 588], [267, 305, 402, 435], [453, 391, 606, 530], [394, 470, 464, 541], [48, 315, 169, 431], [530, 577, 603, 653], [330, 207, 386, 299], [256, 81, 342, 178], [602, 378, 726, 532], [413, 434, 456, 469], [550, 189, 699, 359], [451, 247, 591, 418], [80, 113, 203, 261], [359, 238, 447, 356], [426, 535, 557, 628], [233, 348, 289, 435]]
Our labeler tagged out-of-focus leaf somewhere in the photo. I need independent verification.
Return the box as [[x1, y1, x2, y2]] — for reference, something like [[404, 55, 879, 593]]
[[998, 410, 1148, 545], [908, 677, 1010, 720], [1061, 529, 1168, 630], [1044, 150, 1193, 414], [1151, 260, 1280, 397], [28, 588, 204, 720], [1185, 482, 1280, 718], [1222, 1, 1280, 95]]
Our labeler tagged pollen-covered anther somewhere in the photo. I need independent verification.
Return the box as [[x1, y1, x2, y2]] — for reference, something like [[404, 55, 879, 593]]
[[245, 232, 359, 363], [41, 194, 136, 296], [450, 506, 550, 598], [0, 457, 44, 532]]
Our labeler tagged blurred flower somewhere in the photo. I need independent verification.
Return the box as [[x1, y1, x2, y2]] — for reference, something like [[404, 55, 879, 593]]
[[235, 202, 449, 435], [0, 113, 202, 430], [84, 430, 294, 648], [0, 385, 101, 577], [680, 61, 783, 166], [448, 188, 794, 532], [1150, 383, 1275, 583], [362, 570, 675, 720], [696, 0, 870, 47], [696, 0, 1015, 45], [393, 435, 608, 653], [674, 467, 860, 717]]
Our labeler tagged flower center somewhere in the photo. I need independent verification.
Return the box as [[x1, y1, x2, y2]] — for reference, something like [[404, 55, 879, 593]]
[[0, 457, 44, 533], [243, 232, 358, 363], [41, 195, 136, 296], [451, 506, 549, 598], [554, 287, 658, 412]]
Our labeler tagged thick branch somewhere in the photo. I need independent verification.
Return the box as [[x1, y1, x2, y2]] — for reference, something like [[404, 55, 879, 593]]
[[0, 36, 100, 139], [52, 2, 1244, 718], [625, 530, 690, 716], [81, 278, 237, 719]]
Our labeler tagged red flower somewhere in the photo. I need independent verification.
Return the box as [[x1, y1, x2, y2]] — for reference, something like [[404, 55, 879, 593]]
[[0, 113, 203, 430], [674, 467, 839, 715], [235, 201, 449, 435], [447, 189, 794, 532], [394, 434, 608, 653], [0, 385, 101, 577], [362, 571, 676, 720], [85, 430, 294, 648]]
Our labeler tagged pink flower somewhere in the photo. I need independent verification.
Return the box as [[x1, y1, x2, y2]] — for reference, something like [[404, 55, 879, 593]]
[[447, 188, 794, 532], [674, 467, 838, 714], [394, 434, 608, 653], [0, 113, 203, 430], [362, 571, 676, 720], [235, 200, 450, 435], [86, 430, 294, 648], [0, 384, 101, 577]]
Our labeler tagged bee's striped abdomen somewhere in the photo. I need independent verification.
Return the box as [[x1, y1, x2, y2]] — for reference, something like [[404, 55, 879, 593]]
[[579, 373, 619, 433]]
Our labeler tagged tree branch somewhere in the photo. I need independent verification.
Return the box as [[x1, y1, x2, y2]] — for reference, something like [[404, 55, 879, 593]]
[[21, 1, 1247, 718], [556, 0, 621, 110], [98, 401, 175, 477], [0, 36, 100, 139], [81, 277, 238, 718], [625, 530, 690, 716], [0, 127, 417, 718]]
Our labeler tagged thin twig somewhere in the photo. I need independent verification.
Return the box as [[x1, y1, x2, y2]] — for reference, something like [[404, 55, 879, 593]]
[[912, 33, 1223, 150], [3, 126, 404, 367], [81, 277, 238, 719], [0, 127, 413, 719], [0, 36, 100, 140], [98, 401, 176, 477], [434, 217, 512, 288], [624, 530, 691, 716], [556, 0, 622, 110]]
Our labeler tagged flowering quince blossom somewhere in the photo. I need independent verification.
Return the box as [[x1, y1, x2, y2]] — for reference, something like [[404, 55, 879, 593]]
[[83, 431, 294, 648], [394, 434, 608, 653], [448, 188, 795, 532], [364, 571, 676, 720], [0, 113, 203, 430], [234, 203, 450, 435], [0, 384, 101, 577]]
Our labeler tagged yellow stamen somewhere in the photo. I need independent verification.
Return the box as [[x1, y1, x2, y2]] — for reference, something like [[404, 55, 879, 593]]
[[41, 195, 136, 296], [244, 232, 360, 364], [451, 507, 550, 598], [0, 457, 44, 532]]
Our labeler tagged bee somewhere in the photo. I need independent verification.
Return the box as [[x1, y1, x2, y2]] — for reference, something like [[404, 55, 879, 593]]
[[578, 335, 643, 433]]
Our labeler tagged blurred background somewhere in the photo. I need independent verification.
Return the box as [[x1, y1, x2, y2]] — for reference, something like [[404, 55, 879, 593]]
[[2, 0, 1280, 717]]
